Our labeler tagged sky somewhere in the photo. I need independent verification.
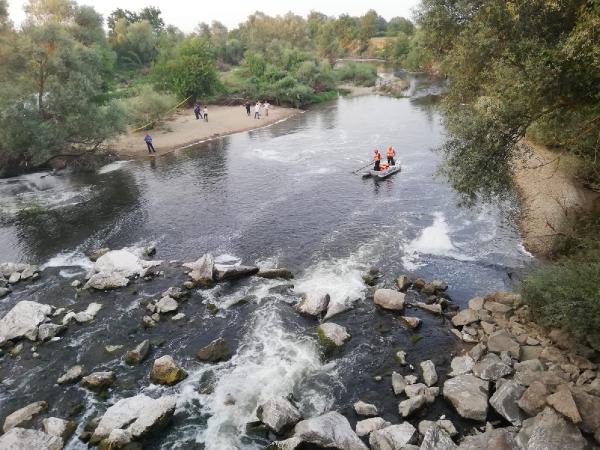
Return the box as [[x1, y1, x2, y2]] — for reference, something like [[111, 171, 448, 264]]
[[7, 0, 420, 32]]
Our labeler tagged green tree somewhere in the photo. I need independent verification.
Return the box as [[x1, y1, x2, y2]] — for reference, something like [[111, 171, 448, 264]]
[[386, 17, 415, 36], [418, 0, 600, 204], [152, 36, 220, 99], [0, 2, 125, 176]]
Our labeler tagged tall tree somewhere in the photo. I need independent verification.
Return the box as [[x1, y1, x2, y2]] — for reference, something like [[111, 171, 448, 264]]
[[418, 0, 600, 203]]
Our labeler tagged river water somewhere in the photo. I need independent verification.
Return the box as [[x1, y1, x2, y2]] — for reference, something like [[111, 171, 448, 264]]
[[0, 93, 533, 448]]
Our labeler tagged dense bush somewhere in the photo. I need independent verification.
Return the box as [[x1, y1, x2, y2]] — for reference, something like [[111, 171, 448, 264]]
[[152, 37, 221, 99], [520, 212, 600, 340], [520, 258, 600, 339], [334, 61, 378, 86], [120, 85, 176, 129]]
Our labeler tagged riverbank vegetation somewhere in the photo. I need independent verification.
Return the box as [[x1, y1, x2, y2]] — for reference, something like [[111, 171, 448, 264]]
[[0, 1, 432, 176], [415, 0, 600, 342]]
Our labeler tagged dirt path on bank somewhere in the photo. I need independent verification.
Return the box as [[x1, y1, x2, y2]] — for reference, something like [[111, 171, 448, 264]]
[[108, 105, 300, 158], [514, 140, 600, 257]]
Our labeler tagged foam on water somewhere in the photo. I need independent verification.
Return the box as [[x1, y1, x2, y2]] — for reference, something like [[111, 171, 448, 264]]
[[42, 251, 93, 271], [97, 160, 131, 174], [402, 212, 475, 269], [177, 304, 334, 450], [294, 245, 371, 318]]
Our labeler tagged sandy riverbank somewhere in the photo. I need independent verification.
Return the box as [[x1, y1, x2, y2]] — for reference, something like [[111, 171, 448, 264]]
[[514, 140, 599, 257], [108, 105, 301, 157]]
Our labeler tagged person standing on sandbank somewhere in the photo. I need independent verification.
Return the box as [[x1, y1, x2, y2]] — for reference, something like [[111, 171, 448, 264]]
[[254, 101, 261, 119], [244, 101, 251, 116], [203, 106, 208, 122], [144, 133, 156, 154], [194, 102, 201, 120]]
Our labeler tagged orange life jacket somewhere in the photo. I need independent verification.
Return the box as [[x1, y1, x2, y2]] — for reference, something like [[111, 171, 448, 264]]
[[387, 147, 395, 157], [374, 152, 381, 161]]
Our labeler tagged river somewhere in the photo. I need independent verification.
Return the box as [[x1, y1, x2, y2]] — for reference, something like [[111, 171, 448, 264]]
[[0, 92, 533, 448]]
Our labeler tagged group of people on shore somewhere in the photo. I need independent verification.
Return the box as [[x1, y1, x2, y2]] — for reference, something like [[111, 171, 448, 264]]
[[373, 147, 396, 171], [193, 102, 209, 122], [244, 101, 270, 119], [142, 99, 273, 154]]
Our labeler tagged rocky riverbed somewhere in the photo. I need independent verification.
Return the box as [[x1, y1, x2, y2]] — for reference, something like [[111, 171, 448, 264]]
[[0, 247, 598, 449]]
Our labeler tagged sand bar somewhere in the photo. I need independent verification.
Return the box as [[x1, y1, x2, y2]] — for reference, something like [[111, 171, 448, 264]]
[[109, 104, 301, 157]]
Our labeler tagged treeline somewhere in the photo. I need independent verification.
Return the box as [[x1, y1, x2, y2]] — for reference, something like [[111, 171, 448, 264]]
[[0, 0, 428, 176], [415, 0, 600, 342], [417, 0, 600, 203]]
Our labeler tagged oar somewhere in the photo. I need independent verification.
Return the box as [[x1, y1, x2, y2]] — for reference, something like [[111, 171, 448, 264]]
[[352, 161, 374, 174]]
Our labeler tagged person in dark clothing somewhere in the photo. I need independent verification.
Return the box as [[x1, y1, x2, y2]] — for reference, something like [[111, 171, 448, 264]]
[[194, 103, 201, 120], [373, 149, 381, 171], [144, 134, 156, 153], [244, 102, 251, 116]]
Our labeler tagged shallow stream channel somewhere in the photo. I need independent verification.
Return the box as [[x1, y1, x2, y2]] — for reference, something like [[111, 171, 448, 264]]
[[0, 90, 534, 449]]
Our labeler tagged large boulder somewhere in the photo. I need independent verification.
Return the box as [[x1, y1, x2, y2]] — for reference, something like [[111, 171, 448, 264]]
[[296, 292, 330, 317], [369, 423, 417, 450], [421, 423, 457, 450], [155, 296, 178, 313], [150, 355, 187, 385], [457, 428, 519, 450], [215, 265, 259, 282], [257, 397, 302, 434], [0, 301, 53, 345], [546, 388, 582, 424], [85, 249, 160, 289], [373, 289, 405, 310], [472, 353, 512, 381], [451, 309, 479, 327], [518, 380, 549, 417], [3, 401, 48, 432], [183, 253, 215, 286], [196, 338, 231, 362], [399, 395, 425, 417], [571, 389, 600, 436], [443, 374, 489, 421], [84, 272, 129, 290], [318, 323, 350, 348], [42, 417, 76, 441], [57, 365, 83, 384], [353, 400, 378, 416], [0, 427, 63, 450], [487, 330, 520, 358], [81, 371, 115, 390], [516, 407, 587, 450], [355, 417, 391, 437], [125, 340, 150, 365], [392, 372, 407, 395], [420, 360, 438, 386], [91, 394, 176, 444], [292, 411, 368, 450], [449, 355, 475, 377], [490, 380, 526, 426]]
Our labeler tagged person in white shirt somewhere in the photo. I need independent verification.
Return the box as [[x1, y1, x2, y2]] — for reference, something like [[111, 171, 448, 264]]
[[203, 106, 208, 122], [254, 102, 261, 119], [263, 101, 270, 117]]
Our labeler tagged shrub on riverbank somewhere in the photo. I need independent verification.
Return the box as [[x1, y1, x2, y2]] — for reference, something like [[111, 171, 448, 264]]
[[520, 212, 600, 340], [334, 61, 378, 87], [120, 86, 177, 130]]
